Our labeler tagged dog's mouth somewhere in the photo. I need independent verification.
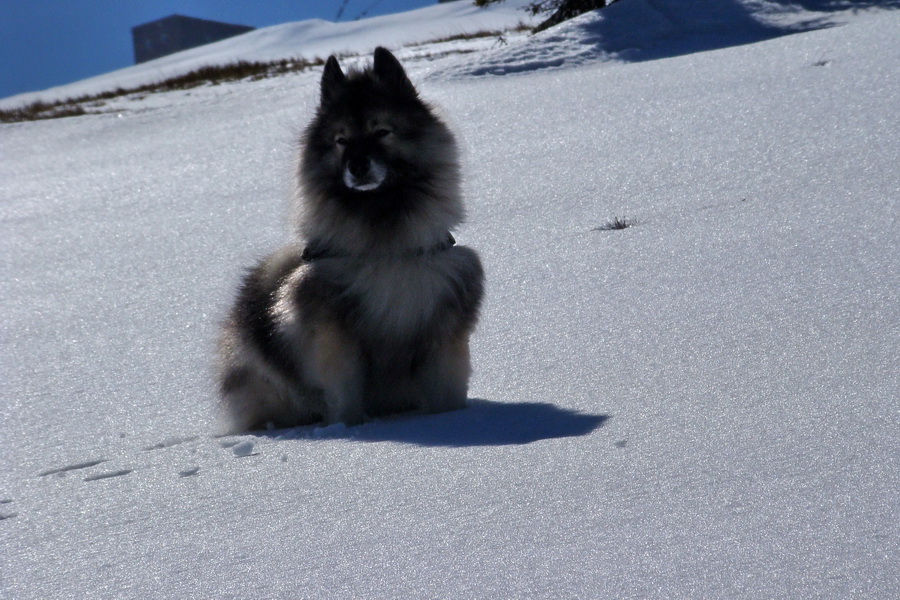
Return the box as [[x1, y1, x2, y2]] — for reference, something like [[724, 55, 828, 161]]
[[343, 158, 387, 192]]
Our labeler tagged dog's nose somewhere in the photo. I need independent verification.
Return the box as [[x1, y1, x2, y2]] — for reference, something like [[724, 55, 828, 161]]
[[347, 154, 369, 179]]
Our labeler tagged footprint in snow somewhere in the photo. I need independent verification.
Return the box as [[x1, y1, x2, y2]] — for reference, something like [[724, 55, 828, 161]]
[[0, 499, 15, 521], [142, 435, 200, 451], [83, 469, 133, 482], [38, 460, 108, 477]]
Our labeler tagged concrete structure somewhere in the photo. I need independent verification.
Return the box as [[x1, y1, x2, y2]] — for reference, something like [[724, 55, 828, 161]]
[[132, 15, 255, 64]]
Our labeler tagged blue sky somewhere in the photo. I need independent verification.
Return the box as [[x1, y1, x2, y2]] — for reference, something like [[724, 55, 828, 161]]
[[0, 0, 437, 100]]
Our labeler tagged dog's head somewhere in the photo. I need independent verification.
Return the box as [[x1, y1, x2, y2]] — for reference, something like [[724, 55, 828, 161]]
[[320, 48, 415, 192], [297, 48, 462, 247], [302, 48, 455, 198]]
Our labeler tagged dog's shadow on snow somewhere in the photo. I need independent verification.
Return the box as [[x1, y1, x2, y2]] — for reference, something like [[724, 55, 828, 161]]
[[268, 399, 609, 447]]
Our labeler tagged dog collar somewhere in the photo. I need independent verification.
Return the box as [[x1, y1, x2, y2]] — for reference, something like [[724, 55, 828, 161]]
[[302, 232, 456, 262]]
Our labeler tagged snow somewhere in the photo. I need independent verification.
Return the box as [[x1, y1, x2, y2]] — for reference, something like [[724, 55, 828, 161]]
[[432, 0, 869, 78], [230, 440, 256, 457], [2, 1, 899, 598], [0, 0, 536, 109]]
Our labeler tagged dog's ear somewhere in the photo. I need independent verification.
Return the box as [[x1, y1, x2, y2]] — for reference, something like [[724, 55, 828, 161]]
[[373, 47, 416, 97], [320, 55, 345, 106]]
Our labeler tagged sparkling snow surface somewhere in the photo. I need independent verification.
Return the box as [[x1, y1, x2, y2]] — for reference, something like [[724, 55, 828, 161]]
[[0, 0, 537, 110], [2, 2, 898, 598]]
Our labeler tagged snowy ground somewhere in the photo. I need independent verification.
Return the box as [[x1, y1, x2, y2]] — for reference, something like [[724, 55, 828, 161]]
[[0, 0, 537, 109], [2, 2, 898, 598]]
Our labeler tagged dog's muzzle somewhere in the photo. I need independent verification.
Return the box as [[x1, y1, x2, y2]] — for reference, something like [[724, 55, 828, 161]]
[[343, 155, 387, 192]]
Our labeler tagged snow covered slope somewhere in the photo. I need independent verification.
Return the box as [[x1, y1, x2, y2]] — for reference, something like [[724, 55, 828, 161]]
[[433, 0, 876, 77], [0, 0, 535, 108], [2, 3, 898, 599]]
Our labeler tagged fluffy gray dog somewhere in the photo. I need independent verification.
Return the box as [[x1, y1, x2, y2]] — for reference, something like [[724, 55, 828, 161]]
[[217, 48, 484, 432]]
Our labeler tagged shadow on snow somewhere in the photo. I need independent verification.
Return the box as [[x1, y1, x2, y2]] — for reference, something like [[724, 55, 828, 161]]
[[455, 0, 900, 78], [564, 0, 846, 65], [266, 399, 609, 447]]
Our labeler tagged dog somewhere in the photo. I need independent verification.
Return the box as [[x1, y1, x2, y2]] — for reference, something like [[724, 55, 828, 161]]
[[216, 47, 484, 432]]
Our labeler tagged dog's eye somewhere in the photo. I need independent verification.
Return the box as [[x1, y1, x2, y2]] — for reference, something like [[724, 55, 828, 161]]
[[335, 136, 348, 146], [374, 129, 392, 139]]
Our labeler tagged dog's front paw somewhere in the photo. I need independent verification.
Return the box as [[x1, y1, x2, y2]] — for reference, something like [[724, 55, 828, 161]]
[[324, 402, 366, 426], [422, 390, 468, 415]]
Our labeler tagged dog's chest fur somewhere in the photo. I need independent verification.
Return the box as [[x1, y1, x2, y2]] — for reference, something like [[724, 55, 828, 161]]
[[312, 250, 460, 339], [334, 255, 457, 339]]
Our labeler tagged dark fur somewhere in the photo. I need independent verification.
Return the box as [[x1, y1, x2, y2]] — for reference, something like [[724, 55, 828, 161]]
[[216, 48, 483, 432]]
